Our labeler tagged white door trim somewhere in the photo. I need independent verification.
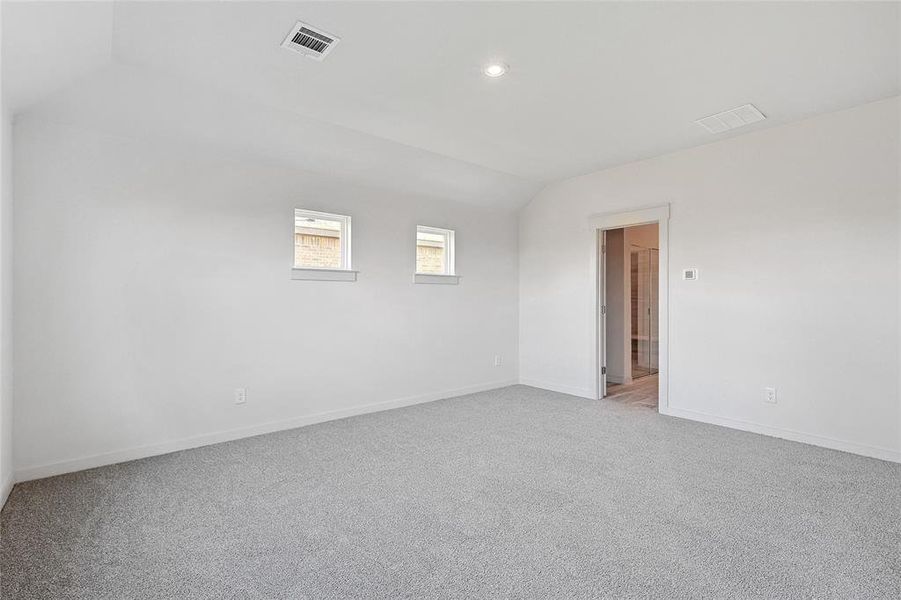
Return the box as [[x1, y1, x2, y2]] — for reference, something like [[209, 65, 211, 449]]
[[588, 204, 670, 409]]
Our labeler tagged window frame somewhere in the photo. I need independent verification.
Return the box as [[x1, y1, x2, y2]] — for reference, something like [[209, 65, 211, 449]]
[[415, 225, 455, 276], [292, 208, 355, 281], [414, 225, 458, 284]]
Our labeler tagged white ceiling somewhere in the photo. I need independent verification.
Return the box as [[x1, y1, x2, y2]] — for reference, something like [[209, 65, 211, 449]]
[[3, 1, 899, 209], [20, 63, 541, 209], [1, 1, 112, 111]]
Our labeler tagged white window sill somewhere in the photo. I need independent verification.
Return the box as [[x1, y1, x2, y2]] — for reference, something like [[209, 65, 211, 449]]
[[292, 268, 358, 282], [414, 273, 460, 285]]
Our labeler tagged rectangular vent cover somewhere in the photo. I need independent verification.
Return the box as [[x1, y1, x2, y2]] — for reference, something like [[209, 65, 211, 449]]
[[282, 22, 339, 60], [695, 104, 765, 134]]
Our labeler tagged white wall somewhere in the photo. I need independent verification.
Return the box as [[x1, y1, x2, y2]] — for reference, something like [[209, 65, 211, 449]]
[[0, 107, 13, 502], [624, 223, 658, 252], [520, 97, 901, 461], [13, 116, 519, 479]]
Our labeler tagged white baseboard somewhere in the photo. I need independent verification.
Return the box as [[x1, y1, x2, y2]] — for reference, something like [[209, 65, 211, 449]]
[[518, 379, 899, 463], [15, 379, 518, 483], [0, 472, 13, 510], [519, 378, 595, 400], [660, 406, 901, 464]]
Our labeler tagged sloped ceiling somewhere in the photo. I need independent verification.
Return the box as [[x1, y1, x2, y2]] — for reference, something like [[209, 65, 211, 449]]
[[1, 1, 113, 112], [3, 1, 899, 210], [23, 64, 540, 209]]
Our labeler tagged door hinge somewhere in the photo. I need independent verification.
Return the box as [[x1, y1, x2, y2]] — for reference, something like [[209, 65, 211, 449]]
[[601, 244, 606, 253], [602, 366, 607, 375], [601, 305, 607, 315]]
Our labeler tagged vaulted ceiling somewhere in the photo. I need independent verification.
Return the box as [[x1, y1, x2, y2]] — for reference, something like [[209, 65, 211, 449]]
[[4, 1, 899, 209]]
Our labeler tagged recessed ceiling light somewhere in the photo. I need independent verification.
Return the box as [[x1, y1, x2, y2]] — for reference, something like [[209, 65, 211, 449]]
[[482, 62, 508, 78]]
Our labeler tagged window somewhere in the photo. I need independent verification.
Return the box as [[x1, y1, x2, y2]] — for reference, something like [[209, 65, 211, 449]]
[[415, 225, 458, 284], [416, 226, 454, 275], [292, 209, 355, 281]]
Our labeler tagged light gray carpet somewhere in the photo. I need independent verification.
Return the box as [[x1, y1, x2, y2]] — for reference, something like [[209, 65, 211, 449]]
[[2, 385, 899, 599]]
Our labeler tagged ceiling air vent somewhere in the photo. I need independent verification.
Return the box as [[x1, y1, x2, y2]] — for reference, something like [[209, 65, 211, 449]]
[[695, 104, 765, 134], [281, 21, 340, 61]]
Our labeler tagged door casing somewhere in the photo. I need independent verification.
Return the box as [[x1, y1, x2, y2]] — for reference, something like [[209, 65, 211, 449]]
[[590, 205, 670, 409]]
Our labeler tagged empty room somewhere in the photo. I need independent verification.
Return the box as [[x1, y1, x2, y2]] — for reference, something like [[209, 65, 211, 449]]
[[1, 1, 899, 598]]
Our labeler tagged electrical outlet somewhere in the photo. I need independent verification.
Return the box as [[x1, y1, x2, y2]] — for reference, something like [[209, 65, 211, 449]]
[[764, 387, 777, 404], [234, 388, 247, 405], [494, 355, 502, 367]]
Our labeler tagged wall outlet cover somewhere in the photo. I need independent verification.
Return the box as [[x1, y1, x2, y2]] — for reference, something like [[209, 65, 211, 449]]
[[234, 388, 247, 405]]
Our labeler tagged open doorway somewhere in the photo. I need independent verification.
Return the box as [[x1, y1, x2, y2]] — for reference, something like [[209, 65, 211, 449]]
[[601, 223, 659, 409]]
